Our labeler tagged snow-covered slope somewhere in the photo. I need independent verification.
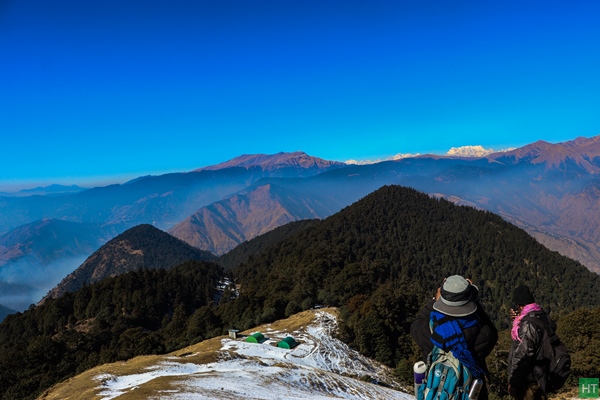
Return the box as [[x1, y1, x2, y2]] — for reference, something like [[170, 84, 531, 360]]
[[39, 308, 413, 400]]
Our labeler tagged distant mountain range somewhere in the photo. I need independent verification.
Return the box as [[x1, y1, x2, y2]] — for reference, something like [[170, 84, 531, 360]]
[[0, 184, 87, 197], [2, 136, 600, 314], [446, 145, 504, 157], [0, 152, 344, 235], [0, 152, 344, 312]]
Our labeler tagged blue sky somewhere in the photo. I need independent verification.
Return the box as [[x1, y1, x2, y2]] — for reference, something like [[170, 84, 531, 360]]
[[2, 1, 600, 191]]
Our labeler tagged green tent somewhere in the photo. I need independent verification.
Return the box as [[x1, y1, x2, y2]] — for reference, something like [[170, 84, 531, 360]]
[[246, 332, 266, 343], [277, 336, 298, 349]]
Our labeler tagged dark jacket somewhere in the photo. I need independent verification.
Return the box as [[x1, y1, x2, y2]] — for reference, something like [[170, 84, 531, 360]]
[[410, 298, 498, 373], [508, 310, 552, 393]]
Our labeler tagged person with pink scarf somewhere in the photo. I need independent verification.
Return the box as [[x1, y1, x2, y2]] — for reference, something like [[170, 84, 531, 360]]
[[507, 285, 551, 400]]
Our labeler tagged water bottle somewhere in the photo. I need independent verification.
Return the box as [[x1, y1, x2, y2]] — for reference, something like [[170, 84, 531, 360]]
[[468, 378, 483, 400], [413, 361, 427, 397]]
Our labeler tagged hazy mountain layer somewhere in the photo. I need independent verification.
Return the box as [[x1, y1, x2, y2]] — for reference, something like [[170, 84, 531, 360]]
[[0, 154, 348, 236], [0, 184, 87, 197], [0, 219, 108, 267], [0, 168, 278, 235]]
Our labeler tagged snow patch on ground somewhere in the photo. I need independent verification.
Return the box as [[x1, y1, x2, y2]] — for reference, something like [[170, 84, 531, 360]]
[[94, 311, 413, 399]]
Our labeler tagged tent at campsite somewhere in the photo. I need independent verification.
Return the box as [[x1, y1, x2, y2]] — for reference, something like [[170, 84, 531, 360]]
[[276, 336, 298, 349], [246, 332, 266, 343]]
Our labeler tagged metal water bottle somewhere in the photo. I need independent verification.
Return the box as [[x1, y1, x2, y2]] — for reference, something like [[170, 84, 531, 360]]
[[468, 378, 483, 400], [413, 361, 427, 397]]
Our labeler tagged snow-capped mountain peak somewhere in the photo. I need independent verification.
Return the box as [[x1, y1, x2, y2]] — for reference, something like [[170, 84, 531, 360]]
[[446, 145, 495, 157]]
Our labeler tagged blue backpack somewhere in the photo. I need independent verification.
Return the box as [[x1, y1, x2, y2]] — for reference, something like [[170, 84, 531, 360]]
[[417, 345, 474, 400]]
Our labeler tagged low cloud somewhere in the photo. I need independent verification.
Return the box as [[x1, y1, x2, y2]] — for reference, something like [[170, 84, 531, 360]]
[[0, 255, 87, 311]]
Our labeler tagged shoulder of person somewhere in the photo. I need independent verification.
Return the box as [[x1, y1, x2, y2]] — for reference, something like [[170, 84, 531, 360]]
[[522, 309, 548, 322], [421, 298, 436, 312], [474, 304, 496, 326], [521, 311, 549, 335]]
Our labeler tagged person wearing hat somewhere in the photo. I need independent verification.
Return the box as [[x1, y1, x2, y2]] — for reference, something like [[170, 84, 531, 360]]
[[507, 285, 551, 400], [411, 275, 498, 400]]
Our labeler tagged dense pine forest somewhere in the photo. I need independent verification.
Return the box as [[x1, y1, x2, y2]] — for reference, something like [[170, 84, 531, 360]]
[[1, 185, 599, 399]]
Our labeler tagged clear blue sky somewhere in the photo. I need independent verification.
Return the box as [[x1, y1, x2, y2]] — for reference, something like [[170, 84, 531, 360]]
[[2, 0, 600, 191]]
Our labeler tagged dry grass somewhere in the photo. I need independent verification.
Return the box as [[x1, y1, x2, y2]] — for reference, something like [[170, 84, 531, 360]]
[[38, 334, 234, 400], [551, 387, 582, 400]]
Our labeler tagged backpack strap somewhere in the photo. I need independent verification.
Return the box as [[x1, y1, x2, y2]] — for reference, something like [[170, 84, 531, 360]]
[[437, 368, 448, 393], [521, 313, 549, 355]]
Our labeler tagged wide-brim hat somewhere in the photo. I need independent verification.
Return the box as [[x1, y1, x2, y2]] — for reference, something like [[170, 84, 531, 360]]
[[433, 275, 479, 317]]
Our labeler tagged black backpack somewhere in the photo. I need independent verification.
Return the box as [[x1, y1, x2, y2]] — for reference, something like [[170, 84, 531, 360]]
[[523, 314, 571, 392]]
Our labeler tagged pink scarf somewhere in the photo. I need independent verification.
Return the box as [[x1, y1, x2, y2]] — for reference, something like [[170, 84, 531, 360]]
[[511, 303, 542, 342]]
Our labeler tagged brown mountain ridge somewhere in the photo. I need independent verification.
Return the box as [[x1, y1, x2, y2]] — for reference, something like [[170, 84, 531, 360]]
[[196, 151, 347, 177], [168, 183, 335, 255]]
